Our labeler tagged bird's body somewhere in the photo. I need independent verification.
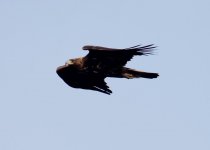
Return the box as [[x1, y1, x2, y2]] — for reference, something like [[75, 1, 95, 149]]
[[56, 45, 159, 94]]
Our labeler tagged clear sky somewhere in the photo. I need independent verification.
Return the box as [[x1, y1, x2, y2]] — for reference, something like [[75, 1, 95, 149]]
[[0, 0, 210, 150]]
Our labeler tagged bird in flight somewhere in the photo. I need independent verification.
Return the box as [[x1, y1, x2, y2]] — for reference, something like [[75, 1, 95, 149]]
[[56, 44, 159, 95]]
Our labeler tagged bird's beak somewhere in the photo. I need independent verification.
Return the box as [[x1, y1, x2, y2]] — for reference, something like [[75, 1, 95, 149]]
[[56, 65, 66, 72]]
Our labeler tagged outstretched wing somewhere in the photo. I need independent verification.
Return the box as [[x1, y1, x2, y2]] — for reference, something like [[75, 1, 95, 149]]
[[83, 44, 156, 68]]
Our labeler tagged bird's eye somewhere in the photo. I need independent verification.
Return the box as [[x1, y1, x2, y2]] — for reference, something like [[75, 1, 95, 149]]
[[65, 60, 73, 66]]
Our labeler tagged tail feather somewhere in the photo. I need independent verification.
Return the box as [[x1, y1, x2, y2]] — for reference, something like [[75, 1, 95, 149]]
[[122, 68, 159, 79]]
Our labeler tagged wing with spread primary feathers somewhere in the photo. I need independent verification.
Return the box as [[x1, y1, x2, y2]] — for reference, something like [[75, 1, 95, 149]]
[[82, 44, 156, 68]]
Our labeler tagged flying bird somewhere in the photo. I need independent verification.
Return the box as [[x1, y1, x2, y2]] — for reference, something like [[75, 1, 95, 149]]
[[56, 44, 159, 95]]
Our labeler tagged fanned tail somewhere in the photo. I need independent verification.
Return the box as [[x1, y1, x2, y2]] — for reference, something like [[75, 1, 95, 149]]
[[122, 67, 159, 79]]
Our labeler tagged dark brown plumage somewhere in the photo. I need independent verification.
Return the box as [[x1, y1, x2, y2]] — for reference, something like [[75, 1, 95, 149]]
[[56, 45, 159, 95]]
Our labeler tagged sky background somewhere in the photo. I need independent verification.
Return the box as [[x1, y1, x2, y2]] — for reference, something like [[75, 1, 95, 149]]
[[0, 0, 210, 150]]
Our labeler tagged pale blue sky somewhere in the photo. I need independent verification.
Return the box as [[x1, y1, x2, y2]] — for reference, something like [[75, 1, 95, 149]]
[[0, 0, 210, 150]]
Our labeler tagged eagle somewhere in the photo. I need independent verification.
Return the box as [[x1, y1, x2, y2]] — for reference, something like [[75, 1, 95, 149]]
[[56, 45, 159, 95]]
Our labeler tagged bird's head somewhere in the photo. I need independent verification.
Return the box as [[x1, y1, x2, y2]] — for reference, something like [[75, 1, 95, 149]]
[[56, 59, 75, 77], [65, 59, 74, 66]]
